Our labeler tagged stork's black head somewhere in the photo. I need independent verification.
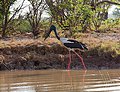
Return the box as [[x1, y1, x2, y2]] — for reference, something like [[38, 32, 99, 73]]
[[44, 25, 56, 40]]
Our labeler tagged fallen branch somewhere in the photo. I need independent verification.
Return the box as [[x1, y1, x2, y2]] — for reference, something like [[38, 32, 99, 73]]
[[96, 0, 120, 6]]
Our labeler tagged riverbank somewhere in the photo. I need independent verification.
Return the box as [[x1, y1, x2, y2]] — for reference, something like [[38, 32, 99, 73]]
[[0, 33, 120, 70]]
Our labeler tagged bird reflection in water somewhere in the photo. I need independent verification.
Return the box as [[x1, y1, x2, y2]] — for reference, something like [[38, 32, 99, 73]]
[[67, 69, 87, 89]]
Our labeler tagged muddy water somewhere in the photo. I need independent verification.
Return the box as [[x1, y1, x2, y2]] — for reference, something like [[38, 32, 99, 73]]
[[0, 69, 120, 92]]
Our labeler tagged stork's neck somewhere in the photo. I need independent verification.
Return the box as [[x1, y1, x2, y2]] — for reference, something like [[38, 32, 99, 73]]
[[54, 29, 60, 40]]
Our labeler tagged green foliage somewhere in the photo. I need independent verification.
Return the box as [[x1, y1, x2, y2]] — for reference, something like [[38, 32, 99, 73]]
[[88, 41, 120, 58], [98, 42, 120, 57], [0, 0, 119, 37], [47, 0, 94, 34], [16, 20, 31, 33], [0, 0, 17, 37], [104, 19, 120, 27], [0, 0, 17, 16], [46, 0, 118, 35], [0, 1, 3, 24], [99, 18, 120, 33]]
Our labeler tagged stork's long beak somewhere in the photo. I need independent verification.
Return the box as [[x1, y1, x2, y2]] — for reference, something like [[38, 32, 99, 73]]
[[44, 25, 56, 41], [44, 30, 52, 41], [44, 34, 48, 41], [44, 37, 47, 41], [44, 33, 49, 41]]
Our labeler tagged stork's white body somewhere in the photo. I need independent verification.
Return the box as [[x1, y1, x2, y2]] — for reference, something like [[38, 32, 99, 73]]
[[60, 38, 73, 43]]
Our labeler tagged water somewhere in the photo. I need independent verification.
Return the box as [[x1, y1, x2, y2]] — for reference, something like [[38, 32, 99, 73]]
[[0, 69, 120, 92]]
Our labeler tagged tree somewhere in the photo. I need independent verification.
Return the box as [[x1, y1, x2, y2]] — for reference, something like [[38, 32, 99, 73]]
[[0, 0, 25, 38], [46, 0, 93, 34], [113, 7, 120, 18], [90, 0, 120, 31], [27, 0, 47, 38]]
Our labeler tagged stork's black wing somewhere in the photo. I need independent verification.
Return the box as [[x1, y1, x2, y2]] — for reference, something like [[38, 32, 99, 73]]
[[65, 39, 88, 50]]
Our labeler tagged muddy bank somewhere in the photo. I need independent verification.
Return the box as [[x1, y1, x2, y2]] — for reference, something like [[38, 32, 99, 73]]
[[0, 43, 120, 70]]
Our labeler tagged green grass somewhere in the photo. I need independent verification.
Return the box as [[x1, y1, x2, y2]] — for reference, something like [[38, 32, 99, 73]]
[[88, 41, 120, 58], [98, 41, 120, 57]]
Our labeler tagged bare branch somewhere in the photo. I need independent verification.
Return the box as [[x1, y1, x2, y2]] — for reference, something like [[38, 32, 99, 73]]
[[8, 0, 25, 23], [96, 0, 120, 6]]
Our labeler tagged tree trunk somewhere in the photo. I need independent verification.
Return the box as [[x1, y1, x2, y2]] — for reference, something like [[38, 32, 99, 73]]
[[1, 25, 7, 38], [32, 27, 39, 38], [2, 10, 8, 38], [104, 12, 108, 20]]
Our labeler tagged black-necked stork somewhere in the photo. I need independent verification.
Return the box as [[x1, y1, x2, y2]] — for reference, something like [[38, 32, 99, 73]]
[[44, 25, 88, 70]]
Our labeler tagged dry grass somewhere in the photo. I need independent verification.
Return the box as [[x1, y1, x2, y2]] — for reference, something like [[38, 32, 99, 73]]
[[0, 33, 120, 70], [0, 33, 119, 55], [0, 33, 119, 60], [0, 38, 43, 48]]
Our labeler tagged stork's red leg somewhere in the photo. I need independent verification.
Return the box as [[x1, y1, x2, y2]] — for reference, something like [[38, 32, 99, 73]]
[[67, 50, 71, 70], [72, 50, 87, 70]]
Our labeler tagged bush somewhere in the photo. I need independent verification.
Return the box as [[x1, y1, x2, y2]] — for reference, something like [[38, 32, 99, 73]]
[[98, 41, 120, 57], [17, 20, 31, 33]]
